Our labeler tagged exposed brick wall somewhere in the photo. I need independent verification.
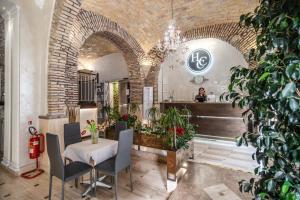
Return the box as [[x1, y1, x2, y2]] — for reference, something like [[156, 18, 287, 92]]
[[0, 16, 4, 102], [47, 1, 145, 115], [69, 10, 145, 105], [47, 0, 83, 115], [47, 0, 256, 115], [145, 23, 257, 102]]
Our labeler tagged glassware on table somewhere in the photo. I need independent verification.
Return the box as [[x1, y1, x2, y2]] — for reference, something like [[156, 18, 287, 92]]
[[91, 131, 99, 144]]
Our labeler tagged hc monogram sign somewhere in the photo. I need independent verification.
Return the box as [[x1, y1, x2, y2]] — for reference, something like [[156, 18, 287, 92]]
[[187, 49, 211, 74]]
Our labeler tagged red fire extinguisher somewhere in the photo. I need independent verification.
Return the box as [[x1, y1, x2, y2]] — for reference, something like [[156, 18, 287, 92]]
[[21, 124, 45, 179], [28, 126, 45, 159]]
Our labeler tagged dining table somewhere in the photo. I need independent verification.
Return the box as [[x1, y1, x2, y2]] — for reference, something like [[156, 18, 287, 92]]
[[63, 138, 118, 197]]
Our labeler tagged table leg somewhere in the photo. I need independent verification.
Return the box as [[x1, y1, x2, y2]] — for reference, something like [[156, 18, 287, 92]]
[[81, 169, 112, 198]]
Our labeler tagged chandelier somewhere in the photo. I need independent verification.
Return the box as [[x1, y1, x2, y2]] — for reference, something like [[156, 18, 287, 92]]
[[157, 0, 186, 53]]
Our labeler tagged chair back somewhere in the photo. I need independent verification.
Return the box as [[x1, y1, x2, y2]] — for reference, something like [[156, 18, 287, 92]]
[[64, 122, 81, 148], [115, 121, 127, 140], [115, 129, 133, 172], [46, 133, 64, 179]]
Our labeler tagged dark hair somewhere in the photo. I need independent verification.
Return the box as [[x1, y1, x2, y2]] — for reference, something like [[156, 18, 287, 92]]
[[199, 87, 205, 91]]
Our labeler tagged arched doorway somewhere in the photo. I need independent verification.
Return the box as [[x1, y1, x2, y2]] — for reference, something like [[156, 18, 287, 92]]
[[47, 9, 145, 115]]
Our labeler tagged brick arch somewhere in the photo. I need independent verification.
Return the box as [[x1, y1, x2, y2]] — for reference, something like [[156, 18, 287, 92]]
[[47, 0, 145, 115], [66, 9, 145, 107], [145, 23, 256, 102]]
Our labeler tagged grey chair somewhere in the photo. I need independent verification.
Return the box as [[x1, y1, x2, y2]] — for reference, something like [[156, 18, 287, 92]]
[[115, 121, 127, 140], [64, 122, 82, 148], [95, 129, 133, 200], [46, 133, 93, 200], [64, 122, 82, 187]]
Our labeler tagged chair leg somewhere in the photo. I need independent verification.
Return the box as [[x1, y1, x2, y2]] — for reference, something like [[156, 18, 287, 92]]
[[129, 165, 133, 192], [75, 178, 78, 188], [61, 181, 64, 200], [114, 175, 118, 200], [48, 174, 53, 200]]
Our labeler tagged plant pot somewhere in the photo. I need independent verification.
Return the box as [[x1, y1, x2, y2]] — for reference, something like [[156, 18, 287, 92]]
[[167, 141, 194, 181], [138, 134, 168, 149]]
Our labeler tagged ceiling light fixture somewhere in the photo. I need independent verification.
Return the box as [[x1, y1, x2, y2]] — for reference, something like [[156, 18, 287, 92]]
[[156, 0, 186, 53]]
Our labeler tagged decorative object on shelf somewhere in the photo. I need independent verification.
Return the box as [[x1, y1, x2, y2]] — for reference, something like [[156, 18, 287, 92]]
[[168, 90, 175, 102], [190, 75, 209, 85], [223, 0, 300, 199], [156, 0, 186, 53]]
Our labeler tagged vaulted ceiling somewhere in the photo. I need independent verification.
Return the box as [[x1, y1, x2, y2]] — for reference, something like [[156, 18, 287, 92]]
[[78, 33, 120, 66], [79, 34, 120, 60], [82, 0, 259, 53]]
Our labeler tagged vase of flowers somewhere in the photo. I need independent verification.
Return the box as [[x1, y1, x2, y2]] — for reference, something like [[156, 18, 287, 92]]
[[84, 120, 100, 144]]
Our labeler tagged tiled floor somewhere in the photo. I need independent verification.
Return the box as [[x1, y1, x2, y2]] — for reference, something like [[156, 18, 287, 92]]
[[0, 141, 255, 200], [191, 138, 257, 172]]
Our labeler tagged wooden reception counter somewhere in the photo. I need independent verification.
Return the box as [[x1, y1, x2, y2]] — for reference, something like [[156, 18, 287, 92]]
[[160, 102, 247, 139]]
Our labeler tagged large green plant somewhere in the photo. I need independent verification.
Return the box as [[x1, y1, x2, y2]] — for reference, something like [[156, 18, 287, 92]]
[[161, 107, 184, 149], [224, 0, 300, 199]]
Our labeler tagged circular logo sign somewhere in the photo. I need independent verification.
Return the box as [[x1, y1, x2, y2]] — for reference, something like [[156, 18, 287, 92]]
[[187, 49, 211, 74]]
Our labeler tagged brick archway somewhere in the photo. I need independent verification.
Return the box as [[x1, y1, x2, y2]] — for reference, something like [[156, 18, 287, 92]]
[[66, 9, 145, 107], [47, 0, 145, 115], [145, 22, 257, 102]]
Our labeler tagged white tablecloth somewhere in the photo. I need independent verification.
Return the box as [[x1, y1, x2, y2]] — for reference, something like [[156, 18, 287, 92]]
[[63, 139, 118, 166]]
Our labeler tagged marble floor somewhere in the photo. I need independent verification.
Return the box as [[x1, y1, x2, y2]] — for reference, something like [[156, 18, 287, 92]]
[[191, 138, 257, 173], [0, 142, 255, 200]]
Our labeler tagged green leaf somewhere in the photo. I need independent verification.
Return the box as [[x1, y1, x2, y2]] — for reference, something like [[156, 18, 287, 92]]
[[275, 171, 284, 179], [281, 181, 291, 195], [259, 192, 267, 199], [236, 136, 243, 146], [267, 179, 275, 192], [282, 82, 296, 97], [280, 19, 288, 30], [289, 98, 299, 112], [259, 72, 270, 82]]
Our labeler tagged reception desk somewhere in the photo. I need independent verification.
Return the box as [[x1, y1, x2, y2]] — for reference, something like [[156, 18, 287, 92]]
[[160, 102, 247, 139]]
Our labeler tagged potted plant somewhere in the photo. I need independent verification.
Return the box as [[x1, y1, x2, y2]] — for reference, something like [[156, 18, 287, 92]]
[[224, 0, 300, 199], [161, 107, 184, 150]]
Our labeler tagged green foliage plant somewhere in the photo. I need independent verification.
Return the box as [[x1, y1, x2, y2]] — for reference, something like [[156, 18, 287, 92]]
[[224, 0, 300, 199], [161, 107, 184, 150]]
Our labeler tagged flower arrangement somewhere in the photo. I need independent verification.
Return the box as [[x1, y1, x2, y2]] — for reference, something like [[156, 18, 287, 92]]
[[119, 113, 138, 128], [82, 120, 103, 144]]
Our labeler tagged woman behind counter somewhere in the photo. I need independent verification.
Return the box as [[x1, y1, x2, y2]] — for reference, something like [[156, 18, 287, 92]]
[[195, 87, 207, 102]]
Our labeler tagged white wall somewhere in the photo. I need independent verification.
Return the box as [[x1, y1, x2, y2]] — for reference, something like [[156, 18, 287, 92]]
[[158, 38, 248, 102], [1, 0, 54, 172], [79, 53, 129, 82]]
